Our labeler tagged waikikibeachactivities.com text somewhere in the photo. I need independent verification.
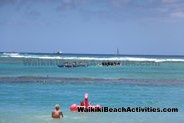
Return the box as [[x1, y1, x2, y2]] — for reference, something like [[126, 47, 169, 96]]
[[77, 107, 178, 113]]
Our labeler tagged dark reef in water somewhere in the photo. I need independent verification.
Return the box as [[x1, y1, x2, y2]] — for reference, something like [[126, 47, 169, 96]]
[[0, 76, 184, 85]]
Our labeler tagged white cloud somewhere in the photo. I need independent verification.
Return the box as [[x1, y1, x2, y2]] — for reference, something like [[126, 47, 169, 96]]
[[1, 0, 184, 23]]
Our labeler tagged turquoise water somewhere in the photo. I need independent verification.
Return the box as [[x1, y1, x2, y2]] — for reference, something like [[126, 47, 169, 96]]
[[0, 53, 184, 123], [0, 81, 184, 123]]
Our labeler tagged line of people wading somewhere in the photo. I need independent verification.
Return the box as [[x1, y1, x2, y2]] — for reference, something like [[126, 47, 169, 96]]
[[57, 61, 121, 67]]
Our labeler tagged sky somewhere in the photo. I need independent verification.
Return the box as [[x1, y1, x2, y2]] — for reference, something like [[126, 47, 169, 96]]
[[0, 0, 184, 55]]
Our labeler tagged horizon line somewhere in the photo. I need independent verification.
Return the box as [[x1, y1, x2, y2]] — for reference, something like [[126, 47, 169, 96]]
[[0, 51, 184, 56]]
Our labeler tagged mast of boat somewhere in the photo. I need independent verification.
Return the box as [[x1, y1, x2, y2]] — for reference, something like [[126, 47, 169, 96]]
[[117, 48, 119, 55]]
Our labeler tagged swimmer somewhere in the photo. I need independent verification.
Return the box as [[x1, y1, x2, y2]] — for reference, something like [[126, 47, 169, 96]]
[[52, 104, 63, 119]]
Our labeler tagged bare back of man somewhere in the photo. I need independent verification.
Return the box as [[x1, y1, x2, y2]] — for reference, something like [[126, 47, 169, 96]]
[[52, 110, 62, 118], [52, 104, 63, 119]]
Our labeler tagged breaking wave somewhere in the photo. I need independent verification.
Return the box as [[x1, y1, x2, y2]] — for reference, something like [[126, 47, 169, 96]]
[[1, 52, 184, 62]]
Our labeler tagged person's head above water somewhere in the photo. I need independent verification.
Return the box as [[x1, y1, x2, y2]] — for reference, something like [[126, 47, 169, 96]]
[[55, 104, 60, 110], [84, 93, 88, 99]]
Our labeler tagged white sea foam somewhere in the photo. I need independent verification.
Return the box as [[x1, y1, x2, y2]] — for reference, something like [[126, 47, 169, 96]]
[[2, 52, 20, 56], [1, 53, 184, 62]]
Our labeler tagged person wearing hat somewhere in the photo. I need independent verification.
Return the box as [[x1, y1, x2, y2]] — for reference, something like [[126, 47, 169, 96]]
[[52, 104, 63, 119]]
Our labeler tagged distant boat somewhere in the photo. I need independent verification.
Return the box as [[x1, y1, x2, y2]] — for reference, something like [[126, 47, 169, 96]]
[[56, 51, 63, 54], [117, 48, 119, 55]]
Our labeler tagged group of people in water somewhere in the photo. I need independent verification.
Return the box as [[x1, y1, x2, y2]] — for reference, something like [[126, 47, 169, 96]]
[[101, 61, 120, 66], [58, 61, 121, 68], [58, 62, 88, 68]]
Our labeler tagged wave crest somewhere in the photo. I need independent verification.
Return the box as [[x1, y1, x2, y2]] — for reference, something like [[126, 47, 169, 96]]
[[1, 53, 184, 62]]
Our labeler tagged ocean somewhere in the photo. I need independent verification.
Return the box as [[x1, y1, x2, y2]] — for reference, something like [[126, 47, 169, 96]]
[[0, 52, 184, 123]]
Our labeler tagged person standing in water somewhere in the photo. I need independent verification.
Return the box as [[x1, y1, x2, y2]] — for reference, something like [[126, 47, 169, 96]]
[[52, 104, 63, 119], [84, 93, 91, 108]]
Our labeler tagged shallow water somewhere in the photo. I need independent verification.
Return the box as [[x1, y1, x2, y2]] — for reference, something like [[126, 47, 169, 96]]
[[0, 81, 184, 123]]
